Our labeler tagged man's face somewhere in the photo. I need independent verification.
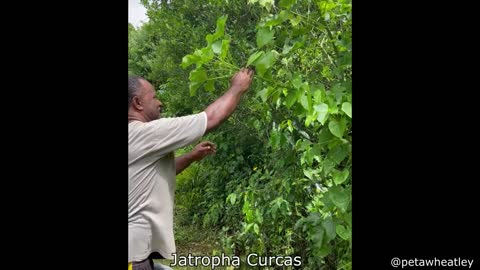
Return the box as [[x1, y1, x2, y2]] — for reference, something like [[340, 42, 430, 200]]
[[139, 80, 163, 121]]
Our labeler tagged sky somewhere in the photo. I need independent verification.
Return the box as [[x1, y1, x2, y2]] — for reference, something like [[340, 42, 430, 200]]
[[129, 0, 149, 28]]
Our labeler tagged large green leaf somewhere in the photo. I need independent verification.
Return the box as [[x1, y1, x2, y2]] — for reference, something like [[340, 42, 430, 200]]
[[257, 87, 273, 102], [189, 68, 207, 96], [329, 119, 346, 138], [312, 84, 326, 102], [314, 103, 329, 124], [181, 54, 201, 68], [253, 223, 260, 235], [336, 225, 351, 240], [206, 15, 228, 45], [226, 193, 237, 205], [332, 83, 346, 104], [212, 40, 222, 54], [342, 102, 352, 118], [247, 51, 264, 66], [199, 47, 214, 63], [317, 128, 334, 145], [292, 73, 303, 89], [322, 216, 336, 241], [204, 79, 215, 92], [256, 28, 275, 48], [220, 39, 230, 60], [328, 186, 350, 212], [333, 169, 350, 185], [328, 144, 348, 164], [255, 50, 277, 76], [300, 92, 309, 110], [285, 89, 298, 109]]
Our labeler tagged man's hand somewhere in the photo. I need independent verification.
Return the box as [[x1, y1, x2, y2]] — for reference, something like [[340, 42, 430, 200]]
[[175, 141, 216, 174], [190, 141, 216, 161], [230, 68, 254, 93]]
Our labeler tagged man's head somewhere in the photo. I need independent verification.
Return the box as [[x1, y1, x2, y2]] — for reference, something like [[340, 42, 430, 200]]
[[128, 75, 163, 122]]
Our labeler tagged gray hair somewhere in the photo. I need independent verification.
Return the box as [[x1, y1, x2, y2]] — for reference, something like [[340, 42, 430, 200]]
[[128, 75, 144, 109]]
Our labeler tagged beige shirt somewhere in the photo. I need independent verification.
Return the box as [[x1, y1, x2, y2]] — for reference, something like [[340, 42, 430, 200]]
[[128, 112, 207, 262]]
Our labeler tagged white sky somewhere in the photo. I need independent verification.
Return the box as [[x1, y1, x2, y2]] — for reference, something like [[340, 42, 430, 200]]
[[129, 0, 149, 28]]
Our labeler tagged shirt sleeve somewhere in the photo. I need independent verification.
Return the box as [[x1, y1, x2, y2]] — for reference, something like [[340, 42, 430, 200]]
[[139, 112, 207, 157]]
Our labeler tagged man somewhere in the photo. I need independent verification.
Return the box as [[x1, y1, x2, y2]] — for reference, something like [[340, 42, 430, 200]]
[[128, 68, 254, 270]]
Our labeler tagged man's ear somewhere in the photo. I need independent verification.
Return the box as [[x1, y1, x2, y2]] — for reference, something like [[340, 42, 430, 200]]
[[132, 96, 143, 110]]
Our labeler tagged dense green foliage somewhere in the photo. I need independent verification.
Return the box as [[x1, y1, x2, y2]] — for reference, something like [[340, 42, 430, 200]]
[[129, 0, 351, 269]]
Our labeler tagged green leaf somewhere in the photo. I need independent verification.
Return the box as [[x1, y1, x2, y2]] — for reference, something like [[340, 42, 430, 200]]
[[212, 40, 222, 54], [328, 144, 348, 165], [189, 67, 207, 83], [292, 73, 303, 89], [269, 130, 281, 149], [279, 0, 296, 9], [282, 43, 293, 55], [264, 18, 282, 27], [258, 0, 274, 10], [279, 10, 294, 20], [305, 114, 316, 127], [311, 144, 322, 162], [245, 223, 253, 233], [290, 16, 302, 26], [299, 130, 310, 140], [328, 186, 350, 212], [205, 80, 215, 92], [216, 15, 227, 35], [300, 92, 309, 110], [282, 37, 305, 55], [189, 68, 207, 96], [312, 229, 324, 247], [206, 15, 228, 45], [199, 47, 214, 63], [181, 54, 202, 68], [255, 50, 277, 76], [312, 84, 326, 102], [336, 225, 351, 240], [329, 119, 346, 138], [314, 103, 329, 125], [323, 159, 335, 174], [317, 128, 334, 145], [190, 82, 203, 96], [264, 11, 293, 27], [257, 87, 271, 102], [322, 217, 336, 241], [220, 39, 230, 60], [243, 198, 254, 223], [256, 28, 275, 48], [345, 212, 352, 227], [285, 90, 297, 109], [332, 84, 346, 104], [326, 94, 339, 114], [256, 209, 263, 224], [333, 169, 350, 185], [206, 34, 215, 45], [253, 224, 260, 235], [342, 102, 352, 118], [247, 51, 264, 66], [287, 120, 293, 133], [304, 84, 313, 111], [303, 169, 314, 180], [227, 193, 237, 205]]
